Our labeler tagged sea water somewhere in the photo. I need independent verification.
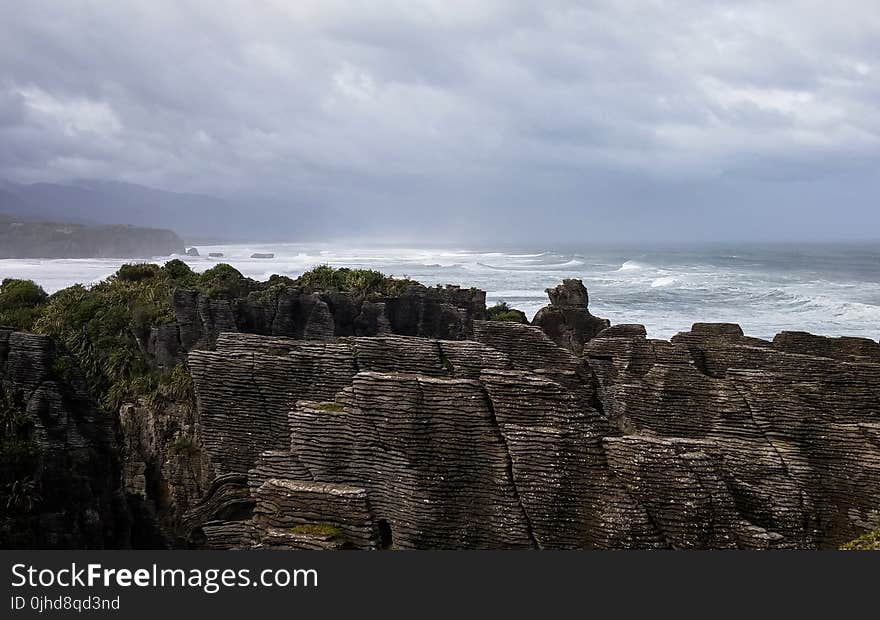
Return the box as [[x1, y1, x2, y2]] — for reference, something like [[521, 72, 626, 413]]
[[2, 242, 878, 341]]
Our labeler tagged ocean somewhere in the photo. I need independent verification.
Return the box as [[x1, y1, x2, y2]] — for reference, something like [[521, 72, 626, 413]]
[[2, 242, 879, 341]]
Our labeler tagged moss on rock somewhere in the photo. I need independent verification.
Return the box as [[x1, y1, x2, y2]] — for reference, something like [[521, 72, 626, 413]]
[[841, 530, 880, 550], [289, 523, 343, 539]]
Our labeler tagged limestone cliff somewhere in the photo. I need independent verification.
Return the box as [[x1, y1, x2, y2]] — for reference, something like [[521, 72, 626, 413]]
[[147, 283, 486, 367], [4, 273, 880, 550], [176, 287, 880, 550]]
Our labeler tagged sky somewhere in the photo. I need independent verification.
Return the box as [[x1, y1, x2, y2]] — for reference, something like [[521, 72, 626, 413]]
[[1, 1, 879, 242]]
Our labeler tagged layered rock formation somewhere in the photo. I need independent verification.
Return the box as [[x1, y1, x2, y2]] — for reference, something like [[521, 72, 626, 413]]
[[5, 274, 880, 550], [532, 279, 610, 355], [177, 290, 880, 549], [147, 283, 486, 367]]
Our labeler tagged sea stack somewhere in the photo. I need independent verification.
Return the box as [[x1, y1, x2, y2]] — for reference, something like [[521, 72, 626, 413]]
[[531, 278, 610, 354]]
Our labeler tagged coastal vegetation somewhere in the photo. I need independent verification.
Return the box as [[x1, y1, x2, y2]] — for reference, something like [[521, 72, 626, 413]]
[[0, 263, 423, 416], [293, 264, 418, 296], [486, 301, 528, 323], [0, 279, 48, 331], [0, 386, 37, 472]]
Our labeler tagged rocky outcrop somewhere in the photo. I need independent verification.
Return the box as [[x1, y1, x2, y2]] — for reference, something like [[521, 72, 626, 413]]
[[585, 323, 880, 548], [0, 330, 130, 548], [179, 305, 880, 549], [531, 279, 610, 355], [148, 283, 487, 366], [772, 331, 880, 362]]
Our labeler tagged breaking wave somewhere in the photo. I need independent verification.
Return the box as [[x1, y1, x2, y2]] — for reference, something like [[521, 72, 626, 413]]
[[650, 276, 677, 288]]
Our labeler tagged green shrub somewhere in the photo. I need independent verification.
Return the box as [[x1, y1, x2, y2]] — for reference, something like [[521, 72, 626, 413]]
[[197, 264, 253, 298], [0, 279, 47, 307], [0, 438, 38, 470], [4, 477, 41, 513], [294, 264, 338, 289], [116, 263, 163, 283], [0, 279, 48, 331], [0, 389, 37, 470], [30, 265, 184, 413], [294, 265, 418, 296], [162, 259, 196, 282], [487, 302, 528, 324], [266, 274, 296, 287], [145, 364, 195, 414]]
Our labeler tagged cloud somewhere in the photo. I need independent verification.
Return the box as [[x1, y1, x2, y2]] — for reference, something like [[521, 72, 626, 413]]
[[0, 0, 878, 240], [18, 86, 122, 138]]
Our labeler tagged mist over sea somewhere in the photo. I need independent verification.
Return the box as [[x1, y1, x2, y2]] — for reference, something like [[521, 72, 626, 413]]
[[2, 242, 879, 341]]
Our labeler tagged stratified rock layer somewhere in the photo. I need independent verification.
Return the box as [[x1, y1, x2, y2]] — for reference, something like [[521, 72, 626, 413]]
[[184, 313, 880, 549], [155, 283, 486, 365], [9, 276, 878, 550]]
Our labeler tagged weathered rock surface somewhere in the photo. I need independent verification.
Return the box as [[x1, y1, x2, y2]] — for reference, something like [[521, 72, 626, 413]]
[[152, 284, 487, 366], [586, 322, 880, 548], [531, 279, 610, 355], [7, 276, 880, 550], [180, 311, 880, 550], [119, 400, 207, 546]]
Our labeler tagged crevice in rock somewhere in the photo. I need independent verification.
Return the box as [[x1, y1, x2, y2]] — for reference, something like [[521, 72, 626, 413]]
[[435, 341, 454, 377], [482, 389, 539, 549], [634, 493, 670, 549], [377, 518, 393, 549], [733, 382, 811, 541]]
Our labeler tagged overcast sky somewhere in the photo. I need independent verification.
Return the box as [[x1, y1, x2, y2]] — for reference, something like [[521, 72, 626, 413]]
[[1, 1, 879, 242]]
